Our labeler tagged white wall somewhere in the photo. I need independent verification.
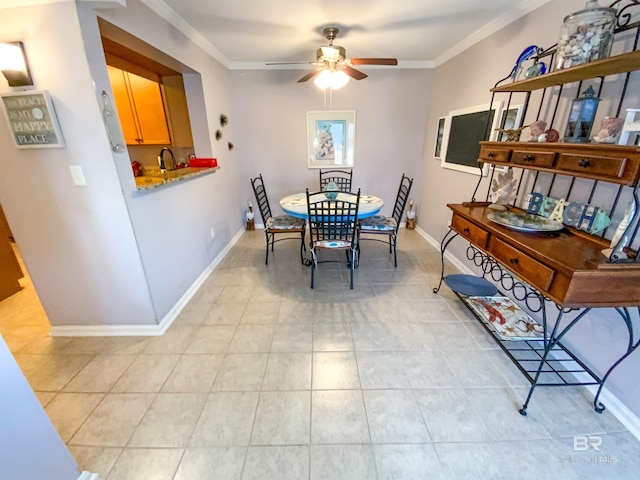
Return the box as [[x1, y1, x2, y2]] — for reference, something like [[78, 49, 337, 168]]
[[0, 335, 79, 479], [420, 0, 640, 418], [0, 1, 156, 327], [230, 68, 432, 218], [0, 0, 243, 327]]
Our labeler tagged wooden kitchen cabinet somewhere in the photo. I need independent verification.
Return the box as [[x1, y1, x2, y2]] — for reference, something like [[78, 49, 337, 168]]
[[107, 65, 171, 145], [162, 75, 194, 147], [0, 204, 23, 301]]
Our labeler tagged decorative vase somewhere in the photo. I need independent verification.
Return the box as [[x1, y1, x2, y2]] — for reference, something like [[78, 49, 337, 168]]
[[324, 181, 339, 200]]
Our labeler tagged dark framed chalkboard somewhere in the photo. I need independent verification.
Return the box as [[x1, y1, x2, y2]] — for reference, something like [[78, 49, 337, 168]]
[[440, 102, 502, 176]]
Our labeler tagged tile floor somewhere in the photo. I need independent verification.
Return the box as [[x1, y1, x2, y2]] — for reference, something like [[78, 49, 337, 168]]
[[1, 229, 639, 479]]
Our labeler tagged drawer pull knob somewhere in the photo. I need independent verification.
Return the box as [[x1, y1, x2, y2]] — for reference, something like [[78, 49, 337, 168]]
[[578, 158, 591, 168], [510, 258, 519, 264], [487, 151, 496, 158], [463, 228, 470, 233], [523, 154, 535, 162]]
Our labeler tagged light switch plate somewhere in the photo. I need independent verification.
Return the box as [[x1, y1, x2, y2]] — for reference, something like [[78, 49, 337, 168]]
[[69, 165, 86, 186]]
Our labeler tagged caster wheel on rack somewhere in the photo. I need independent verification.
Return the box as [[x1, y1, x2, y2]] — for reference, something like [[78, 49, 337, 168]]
[[519, 408, 527, 416]]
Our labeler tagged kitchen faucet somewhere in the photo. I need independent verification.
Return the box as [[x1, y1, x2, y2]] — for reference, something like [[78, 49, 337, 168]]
[[158, 147, 176, 171]]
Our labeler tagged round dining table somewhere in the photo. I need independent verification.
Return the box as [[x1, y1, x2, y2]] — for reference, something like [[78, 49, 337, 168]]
[[280, 192, 384, 219]]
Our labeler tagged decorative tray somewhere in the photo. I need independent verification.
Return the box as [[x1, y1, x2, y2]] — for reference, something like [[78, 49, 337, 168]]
[[487, 211, 564, 232]]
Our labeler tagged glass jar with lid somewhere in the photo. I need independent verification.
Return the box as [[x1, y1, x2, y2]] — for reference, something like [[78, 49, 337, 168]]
[[555, 0, 616, 70]]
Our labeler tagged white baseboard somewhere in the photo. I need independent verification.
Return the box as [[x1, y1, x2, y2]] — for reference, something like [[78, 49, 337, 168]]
[[50, 227, 246, 337], [415, 224, 640, 441], [78, 472, 99, 480]]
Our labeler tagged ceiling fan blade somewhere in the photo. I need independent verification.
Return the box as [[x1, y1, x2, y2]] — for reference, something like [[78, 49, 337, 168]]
[[266, 62, 311, 65], [297, 69, 323, 83], [342, 65, 368, 80], [350, 58, 398, 66]]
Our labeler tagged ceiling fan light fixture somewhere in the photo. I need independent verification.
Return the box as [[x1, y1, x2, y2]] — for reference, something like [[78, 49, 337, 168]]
[[313, 69, 349, 90]]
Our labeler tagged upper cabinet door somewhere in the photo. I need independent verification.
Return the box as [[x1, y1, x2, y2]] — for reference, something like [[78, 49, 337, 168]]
[[106, 65, 171, 145], [126, 72, 171, 145], [107, 65, 139, 144]]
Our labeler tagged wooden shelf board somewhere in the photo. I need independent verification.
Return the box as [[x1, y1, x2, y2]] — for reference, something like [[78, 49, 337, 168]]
[[492, 50, 640, 93]]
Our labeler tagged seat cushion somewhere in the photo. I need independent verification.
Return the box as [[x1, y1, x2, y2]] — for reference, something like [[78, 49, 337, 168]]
[[266, 215, 305, 230], [360, 215, 397, 231], [313, 239, 352, 249]]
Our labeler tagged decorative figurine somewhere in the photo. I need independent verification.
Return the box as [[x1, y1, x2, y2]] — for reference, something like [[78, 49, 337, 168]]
[[246, 201, 255, 230], [489, 169, 518, 210], [602, 200, 636, 260], [528, 120, 547, 141], [406, 200, 416, 229], [495, 125, 527, 142], [593, 116, 625, 143], [509, 45, 541, 81], [539, 128, 560, 142]]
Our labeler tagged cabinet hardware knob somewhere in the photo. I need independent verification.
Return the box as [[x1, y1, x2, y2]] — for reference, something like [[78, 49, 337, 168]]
[[463, 228, 470, 233], [578, 158, 591, 167], [510, 258, 519, 264], [523, 154, 535, 162], [487, 151, 495, 158]]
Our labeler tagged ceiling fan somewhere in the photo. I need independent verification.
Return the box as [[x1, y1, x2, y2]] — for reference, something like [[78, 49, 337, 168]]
[[268, 27, 398, 88]]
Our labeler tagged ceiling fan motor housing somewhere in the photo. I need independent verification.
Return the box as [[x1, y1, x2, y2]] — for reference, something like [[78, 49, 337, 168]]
[[317, 45, 346, 63]]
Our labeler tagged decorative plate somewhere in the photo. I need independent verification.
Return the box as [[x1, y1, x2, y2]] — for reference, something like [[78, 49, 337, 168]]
[[487, 211, 564, 232], [465, 296, 545, 341], [444, 274, 498, 297]]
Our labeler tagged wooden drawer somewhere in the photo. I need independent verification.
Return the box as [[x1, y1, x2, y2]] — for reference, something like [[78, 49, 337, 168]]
[[556, 153, 626, 180], [489, 237, 555, 291], [511, 150, 556, 168], [479, 145, 510, 164], [451, 214, 489, 249]]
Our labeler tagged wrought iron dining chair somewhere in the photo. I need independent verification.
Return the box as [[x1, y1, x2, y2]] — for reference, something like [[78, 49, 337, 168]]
[[358, 173, 413, 267], [306, 188, 361, 289], [319, 169, 353, 192], [250, 174, 306, 265]]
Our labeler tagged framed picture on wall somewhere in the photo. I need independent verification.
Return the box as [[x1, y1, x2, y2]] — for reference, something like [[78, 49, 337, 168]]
[[440, 101, 502, 176], [0, 90, 65, 148], [434, 116, 448, 159], [307, 110, 356, 169]]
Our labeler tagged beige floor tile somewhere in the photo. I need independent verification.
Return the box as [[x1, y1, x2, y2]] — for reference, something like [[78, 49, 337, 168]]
[[217, 285, 254, 303], [212, 353, 268, 391], [312, 352, 360, 390], [242, 446, 309, 480], [63, 354, 136, 392], [241, 302, 280, 324], [263, 352, 311, 391], [12, 353, 50, 378], [271, 324, 313, 352], [45, 392, 104, 442], [111, 354, 180, 393], [173, 447, 246, 480], [190, 392, 259, 447], [27, 354, 94, 391], [185, 325, 237, 353], [128, 393, 207, 447], [228, 325, 275, 353], [173, 302, 213, 326], [70, 393, 155, 447], [251, 391, 311, 445], [68, 446, 122, 479], [105, 448, 184, 480], [310, 444, 377, 480], [144, 326, 197, 354], [203, 303, 246, 325], [34, 390, 57, 407], [161, 353, 224, 392], [311, 390, 370, 444]]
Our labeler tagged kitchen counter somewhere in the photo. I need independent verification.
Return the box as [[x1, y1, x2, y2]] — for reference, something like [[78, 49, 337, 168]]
[[134, 166, 219, 191]]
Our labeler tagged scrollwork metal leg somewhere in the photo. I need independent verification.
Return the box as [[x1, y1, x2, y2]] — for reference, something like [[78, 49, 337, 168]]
[[433, 229, 458, 294]]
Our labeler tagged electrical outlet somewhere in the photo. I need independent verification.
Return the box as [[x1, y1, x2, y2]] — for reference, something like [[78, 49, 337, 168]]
[[210, 227, 215, 239]]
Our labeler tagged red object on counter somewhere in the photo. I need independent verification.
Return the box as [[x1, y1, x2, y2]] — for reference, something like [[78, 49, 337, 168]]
[[131, 161, 141, 177], [188, 158, 218, 168]]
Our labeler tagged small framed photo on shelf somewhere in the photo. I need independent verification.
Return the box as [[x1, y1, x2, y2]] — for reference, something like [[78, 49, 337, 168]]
[[0, 90, 65, 148], [307, 110, 355, 169]]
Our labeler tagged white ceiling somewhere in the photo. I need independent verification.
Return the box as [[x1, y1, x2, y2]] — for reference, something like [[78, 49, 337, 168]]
[[140, 0, 553, 69]]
